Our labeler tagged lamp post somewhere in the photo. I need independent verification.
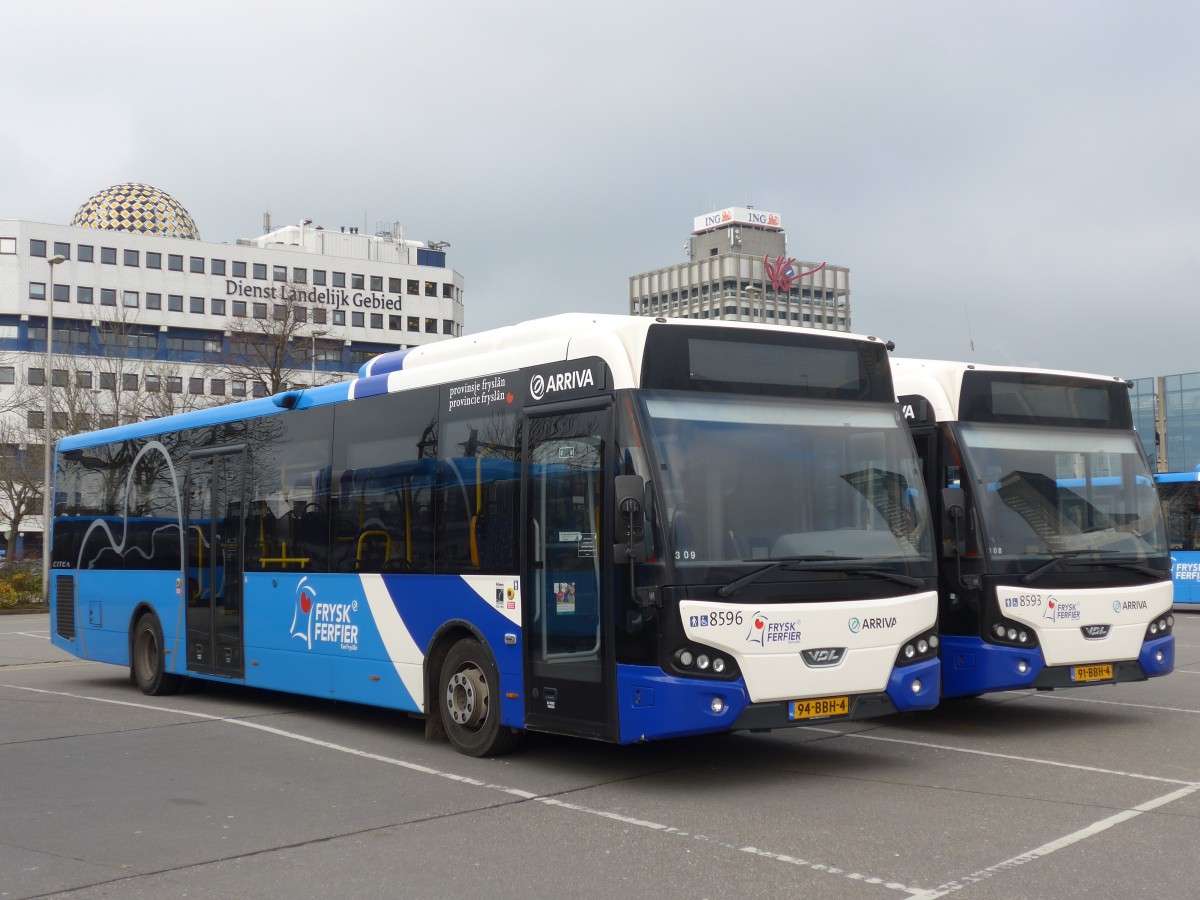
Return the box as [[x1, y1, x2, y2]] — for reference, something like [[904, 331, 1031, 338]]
[[310, 329, 327, 384], [42, 254, 66, 602]]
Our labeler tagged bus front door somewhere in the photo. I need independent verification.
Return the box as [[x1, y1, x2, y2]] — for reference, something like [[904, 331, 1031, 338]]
[[185, 447, 246, 679], [523, 405, 616, 741]]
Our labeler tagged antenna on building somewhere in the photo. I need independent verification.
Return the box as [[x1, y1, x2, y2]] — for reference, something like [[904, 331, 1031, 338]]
[[963, 304, 976, 355], [263, 211, 271, 234]]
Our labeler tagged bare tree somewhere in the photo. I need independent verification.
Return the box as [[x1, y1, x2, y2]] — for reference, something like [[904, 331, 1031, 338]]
[[221, 281, 336, 395]]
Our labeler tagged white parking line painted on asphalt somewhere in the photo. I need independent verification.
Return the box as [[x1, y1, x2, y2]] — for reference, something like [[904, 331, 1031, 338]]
[[810, 727, 1196, 785], [907, 783, 1200, 898], [1, 684, 925, 896], [1024, 691, 1200, 715]]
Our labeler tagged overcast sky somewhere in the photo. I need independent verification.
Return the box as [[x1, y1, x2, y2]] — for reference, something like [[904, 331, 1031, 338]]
[[4, 1, 1197, 379]]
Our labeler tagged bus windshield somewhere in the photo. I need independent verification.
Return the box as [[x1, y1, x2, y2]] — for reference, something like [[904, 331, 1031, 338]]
[[639, 392, 934, 583], [955, 423, 1165, 561]]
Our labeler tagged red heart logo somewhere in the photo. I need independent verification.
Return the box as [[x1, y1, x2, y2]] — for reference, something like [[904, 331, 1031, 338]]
[[755, 618, 764, 629]]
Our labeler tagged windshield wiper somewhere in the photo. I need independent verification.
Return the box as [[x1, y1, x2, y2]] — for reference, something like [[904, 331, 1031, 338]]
[[717, 556, 860, 598], [1020, 550, 1118, 585], [1089, 559, 1167, 580], [794, 563, 925, 589]]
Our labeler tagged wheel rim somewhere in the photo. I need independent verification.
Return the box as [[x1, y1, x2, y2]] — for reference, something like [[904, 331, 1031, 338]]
[[136, 627, 157, 680], [446, 665, 488, 730]]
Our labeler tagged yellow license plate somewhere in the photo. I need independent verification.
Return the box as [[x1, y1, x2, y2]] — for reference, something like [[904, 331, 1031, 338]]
[[1073, 664, 1114, 683], [790, 695, 850, 721]]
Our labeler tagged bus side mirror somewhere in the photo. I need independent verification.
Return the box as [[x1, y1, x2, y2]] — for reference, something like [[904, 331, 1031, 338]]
[[942, 488, 966, 557], [614, 474, 646, 562]]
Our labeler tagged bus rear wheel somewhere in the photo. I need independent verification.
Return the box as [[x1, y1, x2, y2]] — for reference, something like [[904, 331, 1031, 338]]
[[132, 613, 183, 696], [439, 638, 519, 757]]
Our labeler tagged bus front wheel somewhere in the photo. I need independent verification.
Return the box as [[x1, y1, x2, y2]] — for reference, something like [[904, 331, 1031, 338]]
[[132, 613, 183, 696], [439, 638, 519, 757]]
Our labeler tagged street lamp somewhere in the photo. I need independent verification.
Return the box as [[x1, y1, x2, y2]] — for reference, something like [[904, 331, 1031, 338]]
[[310, 329, 327, 384], [42, 254, 66, 602]]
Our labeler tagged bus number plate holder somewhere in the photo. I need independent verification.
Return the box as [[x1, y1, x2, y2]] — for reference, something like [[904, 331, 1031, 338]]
[[789, 695, 849, 721], [1072, 664, 1114, 683]]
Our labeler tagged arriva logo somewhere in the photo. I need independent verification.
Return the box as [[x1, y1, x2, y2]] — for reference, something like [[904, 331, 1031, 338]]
[[529, 368, 595, 401], [848, 617, 861, 634]]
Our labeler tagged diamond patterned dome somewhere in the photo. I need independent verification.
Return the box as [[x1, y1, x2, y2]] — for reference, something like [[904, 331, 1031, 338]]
[[72, 182, 200, 240]]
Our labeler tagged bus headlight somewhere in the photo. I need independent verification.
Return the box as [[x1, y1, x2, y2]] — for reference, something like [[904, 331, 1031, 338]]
[[1146, 617, 1174, 640], [895, 628, 939, 666]]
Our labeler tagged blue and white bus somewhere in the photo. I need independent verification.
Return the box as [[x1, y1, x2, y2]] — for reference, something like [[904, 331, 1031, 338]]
[[49, 314, 939, 755], [892, 358, 1174, 698], [1153, 469, 1200, 606]]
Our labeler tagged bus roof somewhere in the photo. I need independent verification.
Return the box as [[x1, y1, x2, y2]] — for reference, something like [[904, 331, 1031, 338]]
[[58, 313, 892, 452]]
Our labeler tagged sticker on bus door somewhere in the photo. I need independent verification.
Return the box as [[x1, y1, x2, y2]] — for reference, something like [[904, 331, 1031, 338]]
[[555, 582, 576, 614]]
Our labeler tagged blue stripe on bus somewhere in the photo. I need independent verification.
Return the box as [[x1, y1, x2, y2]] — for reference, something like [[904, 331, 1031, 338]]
[[349, 373, 391, 401], [359, 347, 413, 379]]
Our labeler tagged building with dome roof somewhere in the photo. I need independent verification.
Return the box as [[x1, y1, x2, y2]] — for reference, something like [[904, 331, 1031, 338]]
[[0, 186, 465, 559]]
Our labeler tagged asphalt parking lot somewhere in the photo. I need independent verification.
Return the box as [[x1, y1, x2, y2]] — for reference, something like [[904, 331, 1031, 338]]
[[2, 610, 1197, 899]]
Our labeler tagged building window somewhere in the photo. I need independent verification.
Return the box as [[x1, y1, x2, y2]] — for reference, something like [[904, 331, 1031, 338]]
[[273, 265, 287, 282], [77, 244, 94, 262], [389, 277, 402, 294], [332, 310, 345, 326], [28, 410, 44, 429], [189, 377, 204, 394], [122, 373, 138, 391], [53, 242, 70, 260], [273, 304, 287, 321], [389, 315, 403, 331], [443, 283, 454, 299], [0, 237, 16, 254], [294, 305, 307, 323], [147, 252, 162, 269], [210, 378, 225, 396], [0, 366, 13, 384], [370, 313, 383, 329], [98, 414, 116, 430], [30, 239, 46, 257], [123, 249, 139, 267], [443, 319, 455, 335], [29, 282, 46, 300], [313, 270, 327, 286], [51, 369, 67, 387], [293, 267, 307, 284], [100, 289, 116, 307], [425, 317, 437, 333], [76, 370, 92, 388], [190, 257, 205, 274], [232, 260, 246, 278], [166, 376, 182, 394], [232, 380, 246, 397], [101, 247, 117, 265], [146, 292, 161, 310], [425, 281, 436, 297], [408, 317, 419, 331], [190, 296, 205, 314], [212, 259, 226, 276], [211, 298, 226, 316], [99, 372, 116, 391], [351, 311, 364, 327], [232, 300, 247, 317], [253, 302, 267, 319], [53, 283, 69, 302], [252, 383, 267, 398], [253, 263, 267, 280], [332, 271, 345, 288], [351, 274, 364, 290], [370, 275, 383, 292], [312, 307, 327, 325], [145, 374, 159, 392], [123, 290, 139, 308], [168, 294, 183, 312], [407, 279, 419, 295]]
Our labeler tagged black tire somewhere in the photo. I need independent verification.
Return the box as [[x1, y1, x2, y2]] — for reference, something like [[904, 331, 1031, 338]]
[[132, 613, 183, 696], [438, 637, 520, 757]]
